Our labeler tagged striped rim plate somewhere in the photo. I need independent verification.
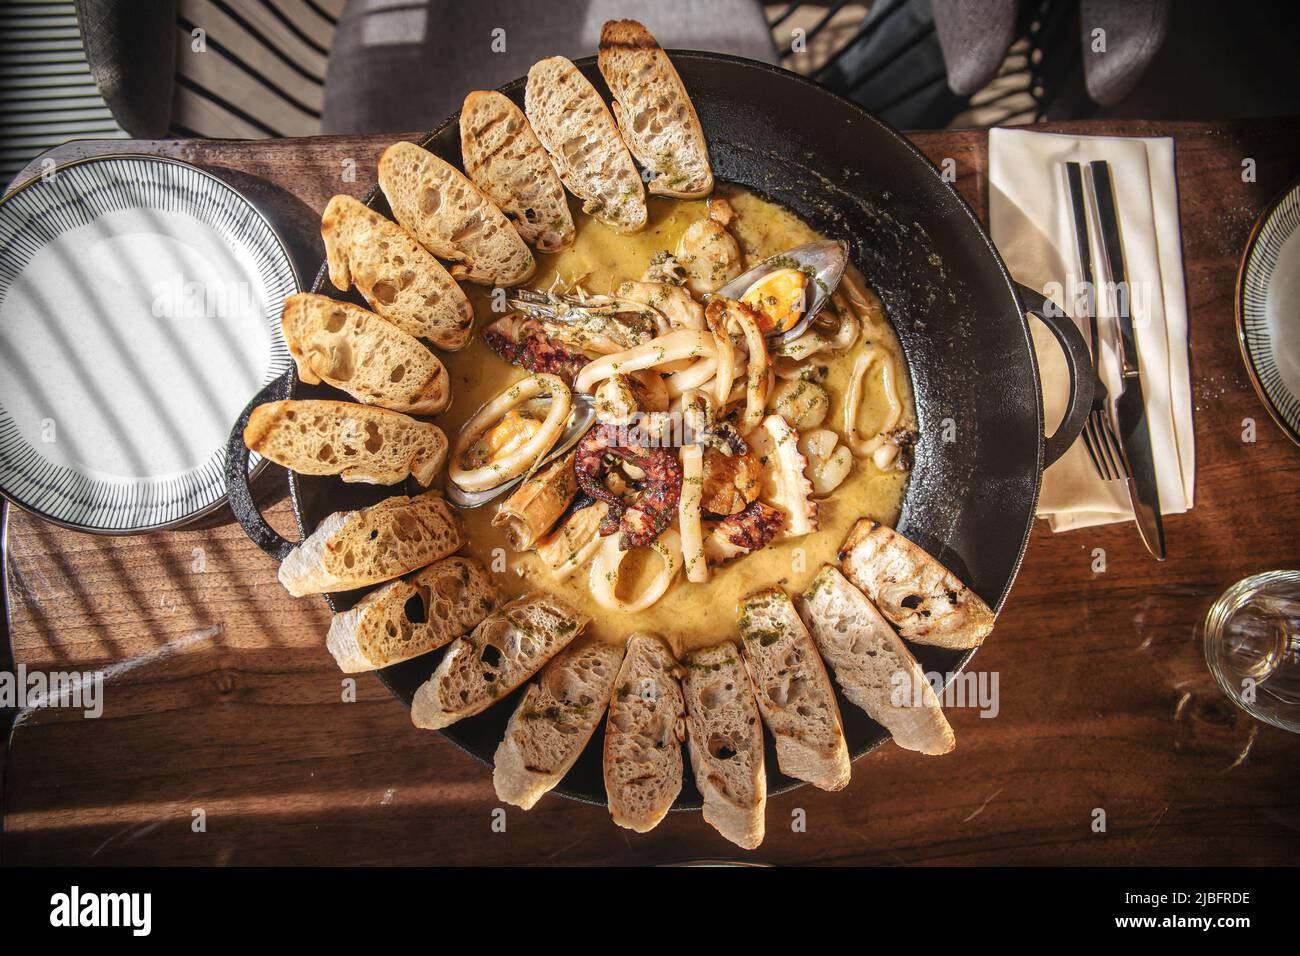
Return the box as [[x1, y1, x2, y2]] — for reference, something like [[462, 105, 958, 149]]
[[1239, 177, 1300, 447], [0, 155, 297, 532]]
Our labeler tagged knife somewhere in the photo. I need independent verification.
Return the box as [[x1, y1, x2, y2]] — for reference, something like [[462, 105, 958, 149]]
[[1088, 160, 1166, 560]]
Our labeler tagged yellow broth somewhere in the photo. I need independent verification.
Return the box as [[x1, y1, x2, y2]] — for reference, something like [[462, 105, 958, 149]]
[[435, 186, 913, 656]]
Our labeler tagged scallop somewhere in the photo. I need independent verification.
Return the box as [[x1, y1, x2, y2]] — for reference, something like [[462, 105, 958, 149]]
[[769, 378, 829, 429]]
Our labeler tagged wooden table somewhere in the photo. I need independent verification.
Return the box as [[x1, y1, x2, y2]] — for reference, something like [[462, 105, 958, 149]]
[[3, 119, 1298, 867]]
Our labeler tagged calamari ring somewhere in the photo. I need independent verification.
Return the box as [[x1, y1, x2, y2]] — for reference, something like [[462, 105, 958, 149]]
[[678, 444, 707, 583], [843, 347, 903, 460], [705, 298, 770, 430], [449, 373, 572, 492], [573, 329, 715, 394], [665, 354, 719, 397], [589, 528, 683, 613], [704, 301, 736, 406]]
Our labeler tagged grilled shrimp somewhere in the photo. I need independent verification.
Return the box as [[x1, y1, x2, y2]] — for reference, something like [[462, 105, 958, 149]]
[[483, 313, 591, 385]]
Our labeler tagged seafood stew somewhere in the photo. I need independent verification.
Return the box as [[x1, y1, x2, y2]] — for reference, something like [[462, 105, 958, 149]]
[[444, 187, 915, 654], [230, 35, 1094, 819]]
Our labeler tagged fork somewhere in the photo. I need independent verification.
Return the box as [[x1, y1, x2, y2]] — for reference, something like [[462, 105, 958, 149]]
[[1064, 161, 1128, 482]]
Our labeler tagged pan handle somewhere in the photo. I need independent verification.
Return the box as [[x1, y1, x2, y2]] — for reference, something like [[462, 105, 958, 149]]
[[225, 369, 297, 561], [1016, 283, 1095, 468]]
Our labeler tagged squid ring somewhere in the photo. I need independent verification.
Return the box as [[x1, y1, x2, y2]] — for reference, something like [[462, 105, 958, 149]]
[[665, 354, 719, 397], [449, 373, 572, 492], [573, 329, 715, 394], [705, 298, 770, 430], [678, 444, 707, 583], [589, 528, 683, 613], [843, 347, 903, 459]]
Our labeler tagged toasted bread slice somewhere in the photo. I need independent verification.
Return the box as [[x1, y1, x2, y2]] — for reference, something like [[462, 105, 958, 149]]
[[737, 587, 851, 791], [281, 293, 450, 415], [321, 194, 473, 350], [410, 592, 589, 730], [603, 632, 685, 832], [277, 491, 461, 597], [244, 400, 447, 487], [682, 641, 766, 849], [493, 639, 625, 809], [799, 566, 955, 755], [838, 520, 995, 649], [325, 556, 500, 672], [378, 141, 535, 286], [460, 91, 575, 253], [525, 56, 647, 233], [598, 19, 713, 199]]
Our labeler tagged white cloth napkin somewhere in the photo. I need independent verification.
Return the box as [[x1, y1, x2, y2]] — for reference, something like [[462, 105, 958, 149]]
[[989, 128, 1195, 532]]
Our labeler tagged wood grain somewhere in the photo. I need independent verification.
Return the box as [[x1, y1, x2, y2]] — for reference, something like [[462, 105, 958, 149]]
[[3, 120, 1299, 866]]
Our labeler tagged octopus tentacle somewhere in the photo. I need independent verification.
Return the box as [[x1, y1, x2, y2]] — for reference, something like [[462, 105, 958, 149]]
[[574, 423, 683, 549]]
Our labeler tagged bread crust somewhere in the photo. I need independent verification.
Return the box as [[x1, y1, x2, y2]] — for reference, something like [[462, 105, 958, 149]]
[[321, 195, 473, 350], [799, 566, 955, 755], [838, 520, 995, 649], [682, 642, 766, 848], [525, 56, 647, 234], [378, 141, 535, 286], [244, 399, 448, 486], [325, 556, 500, 672], [737, 587, 851, 791], [598, 19, 714, 199], [460, 91, 575, 253]]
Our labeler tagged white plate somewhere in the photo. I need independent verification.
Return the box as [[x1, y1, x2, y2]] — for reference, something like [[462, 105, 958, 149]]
[[1239, 178, 1300, 447], [0, 155, 297, 532]]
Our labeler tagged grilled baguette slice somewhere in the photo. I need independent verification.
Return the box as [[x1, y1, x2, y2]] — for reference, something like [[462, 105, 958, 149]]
[[277, 491, 461, 597], [378, 141, 535, 286], [281, 293, 450, 415], [525, 56, 647, 233], [838, 520, 995, 649], [325, 556, 500, 672], [597, 19, 713, 199], [410, 592, 589, 730], [244, 400, 447, 487], [493, 639, 625, 809], [460, 91, 575, 253], [321, 194, 473, 350], [604, 632, 686, 832], [682, 641, 766, 849], [799, 566, 954, 755], [737, 587, 851, 791]]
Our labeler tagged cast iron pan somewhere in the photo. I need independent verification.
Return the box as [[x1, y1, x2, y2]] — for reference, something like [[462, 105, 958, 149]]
[[226, 52, 1092, 808]]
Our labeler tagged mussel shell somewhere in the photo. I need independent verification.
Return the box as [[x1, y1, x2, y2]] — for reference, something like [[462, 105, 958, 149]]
[[713, 239, 849, 344], [446, 393, 597, 508]]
